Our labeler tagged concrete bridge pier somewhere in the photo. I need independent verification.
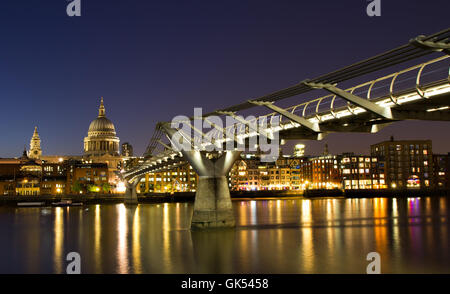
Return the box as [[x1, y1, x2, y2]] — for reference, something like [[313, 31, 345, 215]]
[[185, 151, 242, 230], [124, 178, 140, 205], [159, 123, 242, 229]]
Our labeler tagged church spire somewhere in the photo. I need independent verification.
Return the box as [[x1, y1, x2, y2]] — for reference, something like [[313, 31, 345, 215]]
[[98, 97, 106, 118], [33, 126, 39, 138], [29, 126, 42, 159]]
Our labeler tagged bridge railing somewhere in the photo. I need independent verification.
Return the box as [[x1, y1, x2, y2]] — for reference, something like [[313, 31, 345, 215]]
[[205, 55, 450, 138]]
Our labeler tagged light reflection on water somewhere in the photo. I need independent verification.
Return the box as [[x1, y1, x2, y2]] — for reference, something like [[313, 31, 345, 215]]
[[0, 196, 449, 274]]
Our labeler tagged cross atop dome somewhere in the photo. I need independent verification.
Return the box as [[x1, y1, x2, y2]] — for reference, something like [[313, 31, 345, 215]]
[[98, 97, 106, 118]]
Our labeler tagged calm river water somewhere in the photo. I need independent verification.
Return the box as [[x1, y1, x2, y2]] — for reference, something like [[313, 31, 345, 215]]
[[0, 196, 449, 274]]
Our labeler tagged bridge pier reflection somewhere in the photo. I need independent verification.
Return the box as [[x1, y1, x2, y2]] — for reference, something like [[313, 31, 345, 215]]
[[191, 229, 236, 272]]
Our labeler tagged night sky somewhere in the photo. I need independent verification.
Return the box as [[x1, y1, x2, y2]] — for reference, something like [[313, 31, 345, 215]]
[[0, 0, 449, 158]]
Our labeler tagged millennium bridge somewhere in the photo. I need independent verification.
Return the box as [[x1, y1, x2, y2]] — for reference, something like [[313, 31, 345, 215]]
[[120, 28, 450, 229]]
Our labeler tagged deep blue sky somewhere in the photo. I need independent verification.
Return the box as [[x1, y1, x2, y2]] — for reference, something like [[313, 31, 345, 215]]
[[0, 0, 449, 157]]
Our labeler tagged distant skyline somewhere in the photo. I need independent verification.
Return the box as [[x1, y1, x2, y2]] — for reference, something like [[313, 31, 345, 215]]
[[0, 0, 449, 158]]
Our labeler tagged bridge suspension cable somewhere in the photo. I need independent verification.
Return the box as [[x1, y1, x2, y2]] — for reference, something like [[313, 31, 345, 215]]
[[143, 124, 164, 158], [198, 28, 450, 116]]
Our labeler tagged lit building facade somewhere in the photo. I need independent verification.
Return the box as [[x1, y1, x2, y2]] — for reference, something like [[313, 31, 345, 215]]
[[41, 177, 66, 195], [371, 139, 433, 189], [230, 157, 263, 191], [15, 157, 42, 196], [433, 153, 450, 189], [140, 162, 197, 193], [0, 151, 32, 195], [121, 142, 133, 157], [0, 179, 15, 196], [15, 177, 40, 196], [340, 153, 386, 190], [1, 152, 111, 196], [41, 161, 68, 195], [66, 161, 109, 194], [229, 155, 327, 191], [301, 155, 341, 189]]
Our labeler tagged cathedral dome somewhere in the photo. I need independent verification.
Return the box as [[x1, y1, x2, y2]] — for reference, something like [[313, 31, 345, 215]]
[[87, 97, 116, 136], [88, 117, 116, 135], [84, 97, 120, 156]]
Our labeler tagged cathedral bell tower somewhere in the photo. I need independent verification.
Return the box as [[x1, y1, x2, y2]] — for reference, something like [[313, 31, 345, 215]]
[[29, 126, 42, 159]]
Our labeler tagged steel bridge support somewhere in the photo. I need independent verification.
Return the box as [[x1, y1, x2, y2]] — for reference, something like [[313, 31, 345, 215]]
[[248, 100, 321, 132], [303, 81, 394, 119], [124, 177, 141, 205], [161, 122, 241, 229]]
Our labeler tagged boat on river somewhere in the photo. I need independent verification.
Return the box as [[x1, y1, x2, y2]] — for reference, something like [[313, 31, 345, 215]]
[[51, 200, 83, 207], [17, 202, 45, 207]]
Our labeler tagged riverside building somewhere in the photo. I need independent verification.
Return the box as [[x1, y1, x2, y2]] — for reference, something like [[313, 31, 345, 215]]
[[371, 138, 433, 189]]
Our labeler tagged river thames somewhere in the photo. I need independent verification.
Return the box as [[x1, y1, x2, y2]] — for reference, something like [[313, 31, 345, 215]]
[[0, 196, 449, 274]]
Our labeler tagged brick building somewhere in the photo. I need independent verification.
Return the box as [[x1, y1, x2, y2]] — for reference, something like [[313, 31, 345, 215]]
[[371, 138, 432, 189]]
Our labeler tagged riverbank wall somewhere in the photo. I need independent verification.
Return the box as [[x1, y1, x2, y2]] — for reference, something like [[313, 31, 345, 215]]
[[1, 189, 449, 206], [304, 188, 450, 198]]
